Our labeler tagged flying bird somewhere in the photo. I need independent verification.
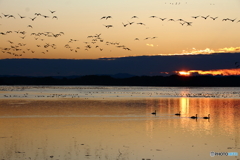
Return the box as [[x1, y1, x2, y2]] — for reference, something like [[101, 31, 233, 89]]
[[201, 15, 210, 19], [149, 16, 158, 18], [192, 16, 199, 19], [131, 16, 138, 19], [210, 17, 218, 20], [18, 14, 25, 19], [122, 22, 128, 27], [52, 16, 58, 19], [49, 10, 56, 14], [159, 18, 167, 21], [29, 17, 37, 21], [2, 13, 9, 17]]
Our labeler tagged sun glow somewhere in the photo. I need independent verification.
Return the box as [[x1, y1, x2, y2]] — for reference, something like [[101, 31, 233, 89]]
[[178, 71, 191, 76], [176, 68, 240, 76]]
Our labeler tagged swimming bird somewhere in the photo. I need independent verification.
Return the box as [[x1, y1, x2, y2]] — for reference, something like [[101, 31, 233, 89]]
[[203, 114, 210, 119], [151, 110, 156, 115], [190, 114, 198, 119], [175, 111, 181, 116]]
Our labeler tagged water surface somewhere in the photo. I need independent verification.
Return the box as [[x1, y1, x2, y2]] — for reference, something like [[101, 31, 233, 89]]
[[0, 86, 240, 160]]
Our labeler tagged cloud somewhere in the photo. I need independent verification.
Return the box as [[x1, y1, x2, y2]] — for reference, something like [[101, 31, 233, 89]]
[[1, 52, 240, 76]]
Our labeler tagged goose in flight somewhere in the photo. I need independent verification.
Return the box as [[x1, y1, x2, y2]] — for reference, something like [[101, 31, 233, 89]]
[[18, 14, 25, 19], [29, 17, 37, 21], [8, 15, 15, 19], [49, 10, 56, 14], [136, 22, 145, 25], [52, 16, 58, 19], [106, 16, 112, 19], [177, 19, 184, 21], [168, 19, 175, 21], [201, 15, 209, 19], [42, 15, 49, 18], [159, 18, 167, 21], [35, 13, 41, 16], [192, 16, 199, 19], [149, 16, 158, 18], [131, 16, 138, 19], [27, 25, 33, 28], [229, 18, 236, 22], [122, 22, 128, 27], [180, 22, 185, 26], [2, 13, 9, 17], [103, 24, 113, 28], [128, 21, 134, 25], [185, 21, 192, 26], [210, 17, 218, 20]]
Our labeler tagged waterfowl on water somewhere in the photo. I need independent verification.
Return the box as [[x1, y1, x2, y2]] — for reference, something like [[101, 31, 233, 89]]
[[151, 110, 156, 115], [175, 111, 181, 116], [203, 114, 210, 119], [190, 114, 197, 119]]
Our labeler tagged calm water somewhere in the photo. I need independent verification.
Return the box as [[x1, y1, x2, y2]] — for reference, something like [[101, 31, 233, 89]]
[[0, 86, 240, 160]]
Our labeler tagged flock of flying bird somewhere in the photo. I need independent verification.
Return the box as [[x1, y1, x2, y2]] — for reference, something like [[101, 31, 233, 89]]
[[1, 9, 240, 58], [101, 15, 240, 29]]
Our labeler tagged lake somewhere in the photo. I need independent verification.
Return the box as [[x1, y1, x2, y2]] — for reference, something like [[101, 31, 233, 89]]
[[0, 86, 240, 160]]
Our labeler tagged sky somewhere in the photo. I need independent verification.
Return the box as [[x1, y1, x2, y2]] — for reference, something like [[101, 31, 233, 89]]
[[0, 0, 240, 76]]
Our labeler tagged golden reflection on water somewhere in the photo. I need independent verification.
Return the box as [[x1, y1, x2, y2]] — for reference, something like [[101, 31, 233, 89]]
[[0, 98, 240, 160]]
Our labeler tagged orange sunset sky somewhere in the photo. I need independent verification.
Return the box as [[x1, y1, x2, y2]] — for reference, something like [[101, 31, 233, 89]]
[[0, 0, 240, 60]]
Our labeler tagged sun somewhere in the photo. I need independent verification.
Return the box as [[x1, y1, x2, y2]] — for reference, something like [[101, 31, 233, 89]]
[[178, 71, 191, 76]]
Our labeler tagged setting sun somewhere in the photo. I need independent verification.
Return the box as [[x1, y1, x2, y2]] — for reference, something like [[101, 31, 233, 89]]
[[178, 71, 191, 76]]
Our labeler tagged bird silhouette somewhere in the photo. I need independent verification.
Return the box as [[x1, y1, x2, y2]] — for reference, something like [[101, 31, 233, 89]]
[[159, 18, 167, 21], [149, 16, 158, 18], [29, 17, 36, 21], [18, 14, 25, 19], [190, 114, 198, 119], [52, 16, 58, 19], [203, 114, 210, 119], [131, 16, 138, 19], [2, 13, 9, 17], [185, 21, 192, 26], [192, 16, 199, 19], [151, 110, 156, 115], [175, 111, 181, 116], [201, 15, 209, 19], [210, 17, 218, 20], [49, 10, 56, 14], [122, 22, 128, 27]]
